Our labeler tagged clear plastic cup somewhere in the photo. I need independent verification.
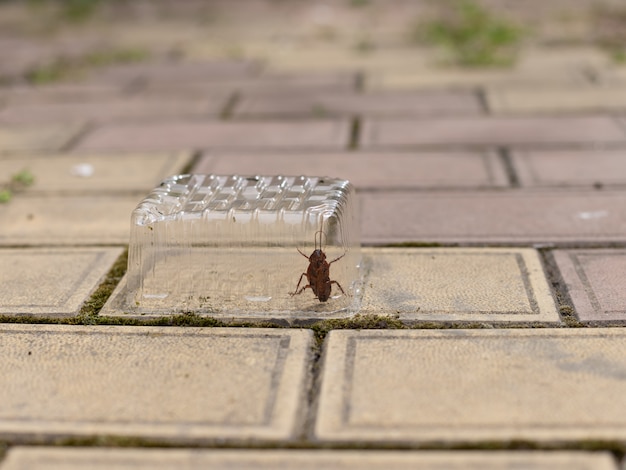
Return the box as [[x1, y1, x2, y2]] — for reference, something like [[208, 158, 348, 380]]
[[124, 174, 362, 319]]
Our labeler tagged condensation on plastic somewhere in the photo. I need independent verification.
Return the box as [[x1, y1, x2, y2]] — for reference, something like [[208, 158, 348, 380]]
[[125, 174, 362, 317]]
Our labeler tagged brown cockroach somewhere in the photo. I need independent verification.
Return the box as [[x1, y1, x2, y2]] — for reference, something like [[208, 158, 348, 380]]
[[290, 223, 346, 302]]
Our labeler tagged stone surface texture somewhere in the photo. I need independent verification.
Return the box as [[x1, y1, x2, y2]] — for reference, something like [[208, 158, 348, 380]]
[[74, 120, 350, 152], [0, 152, 190, 192], [194, 150, 509, 189], [0, 448, 618, 470], [0, 325, 312, 442], [3, 1, 626, 466], [360, 248, 559, 322], [0, 247, 122, 316], [361, 191, 626, 244], [554, 249, 626, 323], [316, 329, 626, 443]]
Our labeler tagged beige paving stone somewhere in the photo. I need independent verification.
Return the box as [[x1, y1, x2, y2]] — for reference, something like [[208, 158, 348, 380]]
[[553, 249, 626, 323], [316, 328, 626, 444], [195, 150, 509, 189], [0, 247, 122, 316], [0, 124, 83, 154], [488, 86, 626, 113], [516, 46, 611, 71], [361, 190, 626, 244], [0, 152, 190, 192], [0, 448, 618, 470], [0, 325, 311, 442], [367, 69, 588, 91], [0, 195, 137, 245], [511, 149, 626, 188], [267, 46, 437, 73], [360, 248, 558, 322]]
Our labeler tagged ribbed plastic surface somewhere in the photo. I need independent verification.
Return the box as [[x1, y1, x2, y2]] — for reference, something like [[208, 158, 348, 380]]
[[125, 174, 362, 317]]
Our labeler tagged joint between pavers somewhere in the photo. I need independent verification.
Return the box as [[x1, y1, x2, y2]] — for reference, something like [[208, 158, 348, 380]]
[[220, 91, 240, 120], [58, 122, 96, 153], [496, 146, 520, 188]]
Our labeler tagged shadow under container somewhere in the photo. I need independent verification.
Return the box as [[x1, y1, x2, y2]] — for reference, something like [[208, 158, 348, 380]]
[[124, 174, 362, 320]]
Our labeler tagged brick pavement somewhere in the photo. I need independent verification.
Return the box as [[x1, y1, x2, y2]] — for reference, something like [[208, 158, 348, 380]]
[[2, 0, 626, 468]]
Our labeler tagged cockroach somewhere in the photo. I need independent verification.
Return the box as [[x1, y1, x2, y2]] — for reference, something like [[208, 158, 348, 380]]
[[290, 223, 346, 302]]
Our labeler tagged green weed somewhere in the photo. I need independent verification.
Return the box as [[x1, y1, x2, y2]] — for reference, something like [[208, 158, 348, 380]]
[[418, 0, 523, 67], [0, 169, 35, 204]]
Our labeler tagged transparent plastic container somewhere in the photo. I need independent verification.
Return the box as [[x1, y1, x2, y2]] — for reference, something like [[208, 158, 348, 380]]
[[124, 174, 362, 318]]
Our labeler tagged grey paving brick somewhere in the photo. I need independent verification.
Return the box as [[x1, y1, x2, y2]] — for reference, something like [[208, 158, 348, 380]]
[[234, 90, 482, 117], [0, 152, 190, 192], [137, 72, 356, 98], [0, 124, 84, 154], [361, 116, 626, 148], [3, 84, 124, 105], [0, 97, 226, 124], [75, 120, 350, 152], [194, 150, 509, 190], [0, 325, 311, 443], [0, 448, 618, 470], [316, 328, 626, 443], [0, 195, 138, 245], [511, 149, 626, 188], [360, 190, 626, 244], [0, 247, 122, 316], [88, 60, 260, 85], [553, 249, 626, 323], [360, 248, 558, 323]]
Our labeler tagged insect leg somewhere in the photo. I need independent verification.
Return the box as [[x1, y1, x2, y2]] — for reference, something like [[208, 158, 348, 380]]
[[329, 280, 346, 295], [290, 272, 310, 296], [328, 253, 346, 265]]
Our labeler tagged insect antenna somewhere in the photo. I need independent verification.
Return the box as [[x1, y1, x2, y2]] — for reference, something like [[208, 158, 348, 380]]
[[315, 217, 328, 250]]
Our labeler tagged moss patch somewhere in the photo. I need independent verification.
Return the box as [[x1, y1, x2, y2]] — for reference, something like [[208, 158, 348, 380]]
[[77, 249, 128, 321], [310, 314, 406, 346]]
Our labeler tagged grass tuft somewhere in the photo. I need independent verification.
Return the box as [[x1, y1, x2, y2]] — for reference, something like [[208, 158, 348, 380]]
[[416, 0, 523, 67]]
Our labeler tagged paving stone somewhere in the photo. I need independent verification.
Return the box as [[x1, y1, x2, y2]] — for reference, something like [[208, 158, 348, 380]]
[[488, 86, 626, 113], [88, 60, 260, 85], [0, 124, 83, 154], [138, 72, 357, 98], [553, 249, 626, 323], [516, 46, 611, 71], [268, 47, 436, 73], [75, 120, 350, 152], [0, 247, 122, 317], [360, 190, 626, 244], [0, 195, 138, 245], [0, 152, 190, 192], [360, 248, 558, 323], [0, 325, 311, 442], [0, 448, 618, 470], [3, 84, 125, 105], [195, 150, 509, 190], [366, 69, 588, 91], [361, 116, 626, 148], [511, 149, 626, 188], [234, 90, 482, 117], [316, 328, 626, 443], [0, 97, 226, 124]]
